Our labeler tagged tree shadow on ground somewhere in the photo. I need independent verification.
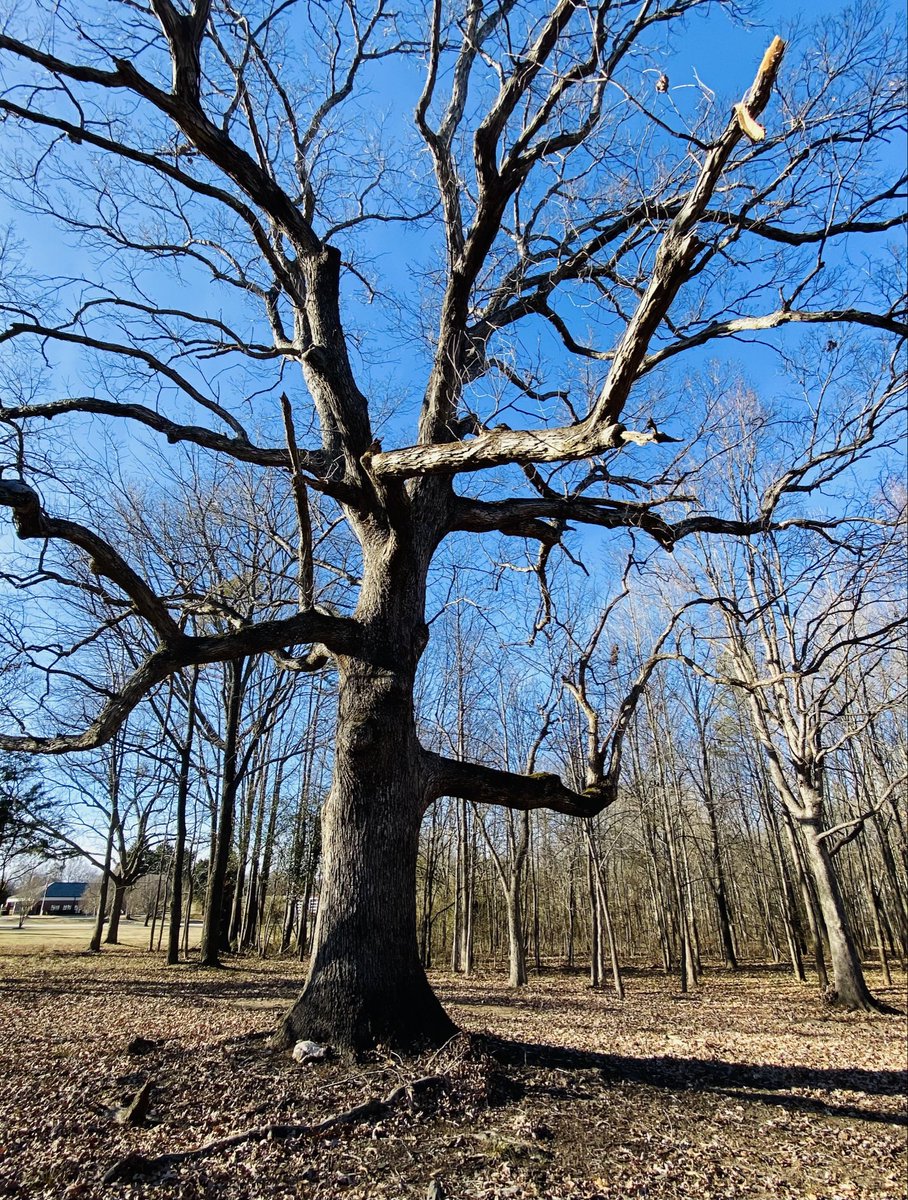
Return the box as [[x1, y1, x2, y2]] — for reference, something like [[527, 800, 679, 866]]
[[482, 1035, 908, 1127]]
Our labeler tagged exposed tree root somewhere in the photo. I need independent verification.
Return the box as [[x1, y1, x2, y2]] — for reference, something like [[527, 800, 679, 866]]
[[100, 1074, 447, 1184], [823, 988, 903, 1016]]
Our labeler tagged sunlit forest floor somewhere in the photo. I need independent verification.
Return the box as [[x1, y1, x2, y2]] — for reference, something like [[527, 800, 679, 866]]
[[1, 941, 904, 1199]]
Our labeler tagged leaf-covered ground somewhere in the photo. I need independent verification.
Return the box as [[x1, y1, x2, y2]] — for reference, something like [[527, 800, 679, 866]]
[[0, 943, 904, 1200]]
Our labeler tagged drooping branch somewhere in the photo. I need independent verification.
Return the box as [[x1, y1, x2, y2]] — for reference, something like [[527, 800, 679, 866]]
[[0, 480, 361, 752], [0, 480, 182, 643]]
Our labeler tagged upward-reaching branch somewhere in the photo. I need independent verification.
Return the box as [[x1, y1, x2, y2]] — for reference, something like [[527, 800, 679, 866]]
[[388, 38, 789, 479]]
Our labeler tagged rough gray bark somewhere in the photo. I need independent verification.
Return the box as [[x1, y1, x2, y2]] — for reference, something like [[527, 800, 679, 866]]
[[277, 632, 456, 1050], [799, 817, 880, 1011]]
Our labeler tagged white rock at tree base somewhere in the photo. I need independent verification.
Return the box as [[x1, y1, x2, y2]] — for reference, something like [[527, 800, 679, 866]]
[[292, 1039, 330, 1062]]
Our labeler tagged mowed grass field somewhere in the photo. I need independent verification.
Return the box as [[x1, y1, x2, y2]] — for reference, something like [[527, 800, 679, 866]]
[[0, 914, 202, 949]]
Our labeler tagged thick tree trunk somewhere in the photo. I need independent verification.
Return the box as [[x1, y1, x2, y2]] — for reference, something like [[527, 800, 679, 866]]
[[277, 658, 455, 1052], [105, 880, 125, 944], [800, 818, 881, 1011]]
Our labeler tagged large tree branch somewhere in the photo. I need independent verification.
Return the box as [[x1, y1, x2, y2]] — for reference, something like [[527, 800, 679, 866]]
[[0, 480, 362, 752], [0, 610, 360, 754], [422, 749, 613, 818], [0, 322, 248, 438], [451, 493, 852, 550], [453, 494, 678, 548], [0, 397, 361, 503], [0, 480, 182, 642]]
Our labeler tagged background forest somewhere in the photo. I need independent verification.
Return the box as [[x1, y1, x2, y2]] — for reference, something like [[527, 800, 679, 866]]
[[3, 428, 904, 1007]]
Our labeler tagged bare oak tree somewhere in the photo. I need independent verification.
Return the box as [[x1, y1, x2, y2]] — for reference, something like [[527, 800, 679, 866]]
[[0, 0, 904, 1048]]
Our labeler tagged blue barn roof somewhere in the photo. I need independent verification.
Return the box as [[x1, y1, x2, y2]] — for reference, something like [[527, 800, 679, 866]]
[[42, 881, 89, 900]]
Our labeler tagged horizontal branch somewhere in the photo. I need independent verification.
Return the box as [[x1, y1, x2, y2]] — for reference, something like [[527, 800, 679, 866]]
[[644, 308, 908, 372], [453, 494, 676, 547], [452, 496, 847, 550], [423, 749, 613, 818], [0, 395, 345, 485]]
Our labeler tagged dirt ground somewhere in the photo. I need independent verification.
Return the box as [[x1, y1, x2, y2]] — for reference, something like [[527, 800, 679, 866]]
[[0, 939, 904, 1200]]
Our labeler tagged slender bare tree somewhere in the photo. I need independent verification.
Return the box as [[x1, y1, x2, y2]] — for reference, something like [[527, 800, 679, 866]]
[[676, 507, 905, 1009]]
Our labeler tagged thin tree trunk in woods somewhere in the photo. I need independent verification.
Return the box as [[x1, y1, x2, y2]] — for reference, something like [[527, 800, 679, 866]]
[[657, 768, 698, 992], [758, 773, 806, 981], [229, 750, 260, 948], [182, 853, 195, 958], [704, 788, 736, 968], [156, 872, 170, 951], [297, 816, 321, 959], [168, 668, 198, 965], [253, 758, 284, 953], [282, 790, 310, 953], [148, 866, 165, 951], [239, 751, 270, 949], [478, 799, 530, 988], [529, 824, 542, 972], [857, 836, 892, 987], [678, 817, 702, 975], [99, 741, 125, 948], [585, 826, 624, 999], [462, 812, 476, 977], [565, 863, 576, 968], [419, 802, 441, 968], [201, 657, 245, 967], [872, 813, 908, 962], [504, 880, 527, 988], [646, 846, 672, 973], [587, 846, 602, 988], [89, 811, 115, 954], [688, 690, 738, 969]]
